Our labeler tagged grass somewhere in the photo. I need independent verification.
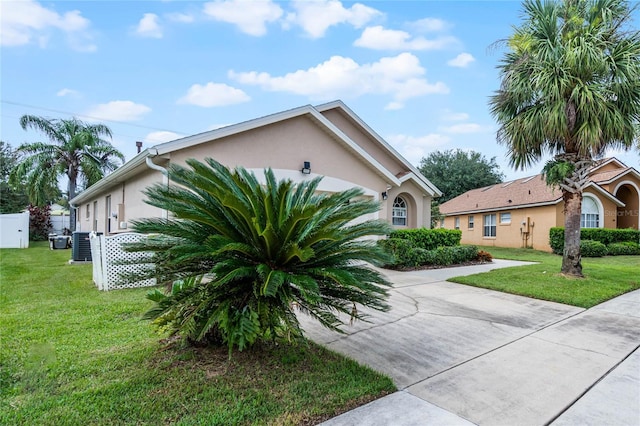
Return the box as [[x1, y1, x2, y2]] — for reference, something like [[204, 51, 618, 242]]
[[450, 246, 640, 308], [0, 242, 395, 425]]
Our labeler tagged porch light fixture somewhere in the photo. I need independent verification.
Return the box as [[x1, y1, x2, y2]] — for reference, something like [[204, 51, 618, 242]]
[[381, 191, 388, 200], [301, 161, 311, 174]]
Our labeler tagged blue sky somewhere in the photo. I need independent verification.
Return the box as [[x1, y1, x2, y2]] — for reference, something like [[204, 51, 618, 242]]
[[2, 0, 639, 183]]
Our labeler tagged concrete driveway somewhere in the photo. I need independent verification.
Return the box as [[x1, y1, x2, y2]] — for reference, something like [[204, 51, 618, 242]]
[[297, 260, 640, 426]]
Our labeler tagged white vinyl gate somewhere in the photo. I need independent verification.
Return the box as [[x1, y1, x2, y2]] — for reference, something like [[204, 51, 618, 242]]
[[90, 232, 157, 291]]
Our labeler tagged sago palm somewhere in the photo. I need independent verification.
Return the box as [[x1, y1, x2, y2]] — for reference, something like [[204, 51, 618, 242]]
[[131, 158, 392, 353], [10, 115, 124, 230], [489, 0, 640, 277]]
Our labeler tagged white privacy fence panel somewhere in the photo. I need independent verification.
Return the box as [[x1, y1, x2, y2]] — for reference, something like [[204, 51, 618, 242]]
[[90, 232, 157, 291]]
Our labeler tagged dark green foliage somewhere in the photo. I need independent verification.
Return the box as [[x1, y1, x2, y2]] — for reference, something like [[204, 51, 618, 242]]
[[418, 149, 504, 203], [542, 159, 575, 186], [607, 242, 640, 256], [580, 240, 608, 257], [378, 238, 478, 268], [28, 204, 51, 241], [0, 142, 29, 213], [389, 228, 462, 250], [550, 227, 640, 254], [129, 158, 392, 353]]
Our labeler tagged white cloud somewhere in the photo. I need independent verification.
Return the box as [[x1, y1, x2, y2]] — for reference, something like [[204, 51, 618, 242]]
[[203, 0, 283, 36], [229, 53, 448, 109], [411, 17, 449, 33], [439, 123, 486, 134], [387, 133, 451, 165], [354, 26, 458, 51], [1, 0, 95, 51], [136, 13, 163, 38], [441, 110, 469, 121], [56, 88, 80, 97], [144, 131, 183, 143], [166, 13, 195, 23], [286, 0, 382, 38], [178, 82, 250, 107], [85, 101, 151, 122], [448, 52, 475, 68]]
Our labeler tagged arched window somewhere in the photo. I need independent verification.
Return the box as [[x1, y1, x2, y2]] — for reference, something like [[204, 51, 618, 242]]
[[392, 196, 407, 226], [581, 196, 599, 228]]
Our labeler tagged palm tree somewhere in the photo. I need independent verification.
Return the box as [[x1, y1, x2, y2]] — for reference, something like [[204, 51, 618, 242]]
[[129, 158, 392, 353], [489, 0, 640, 277], [11, 115, 125, 231]]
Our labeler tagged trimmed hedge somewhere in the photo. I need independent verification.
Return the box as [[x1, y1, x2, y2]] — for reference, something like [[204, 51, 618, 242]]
[[377, 238, 478, 268], [607, 242, 640, 256], [389, 228, 462, 251], [549, 227, 640, 254], [580, 240, 608, 257]]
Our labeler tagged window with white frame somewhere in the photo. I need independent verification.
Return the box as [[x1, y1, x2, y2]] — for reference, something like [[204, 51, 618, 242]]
[[468, 215, 474, 229], [86, 204, 90, 219], [454, 217, 460, 229], [500, 212, 511, 224], [581, 196, 600, 228], [483, 214, 496, 237], [392, 196, 407, 226]]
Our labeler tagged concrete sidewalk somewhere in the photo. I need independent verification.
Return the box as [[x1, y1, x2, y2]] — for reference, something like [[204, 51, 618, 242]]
[[300, 260, 640, 426]]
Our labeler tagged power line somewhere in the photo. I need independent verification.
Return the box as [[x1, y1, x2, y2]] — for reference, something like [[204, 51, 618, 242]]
[[1, 99, 186, 135]]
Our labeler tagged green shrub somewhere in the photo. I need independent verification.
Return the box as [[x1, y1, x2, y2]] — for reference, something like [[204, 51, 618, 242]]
[[128, 158, 392, 353], [607, 242, 640, 256], [377, 238, 419, 267], [428, 245, 479, 266], [389, 228, 462, 250], [550, 227, 640, 254], [580, 240, 608, 257], [378, 240, 478, 268]]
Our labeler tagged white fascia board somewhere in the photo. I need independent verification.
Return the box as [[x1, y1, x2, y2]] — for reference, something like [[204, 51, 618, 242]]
[[314, 100, 442, 197], [153, 104, 316, 156], [594, 167, 640, 185], [70, 149, 151, 205], [586, 182, 625, 207], [591, 157, 627, 173], [442, 199, 562, 216], [398, 173, 438, 197], [307, 108, 400, 186]]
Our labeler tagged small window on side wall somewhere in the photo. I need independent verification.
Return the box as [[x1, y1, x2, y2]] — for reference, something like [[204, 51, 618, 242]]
[[86, 204, 90, 219], [484, 214, 496, 237], [454, 217, 460, 230], [500, 212, 511, 224], [468, 215, 474, 229], [392, 196, 407, 226]]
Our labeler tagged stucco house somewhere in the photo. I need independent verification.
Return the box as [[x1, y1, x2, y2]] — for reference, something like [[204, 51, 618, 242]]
[[70, 100, 441, 235], [439, 158, 640, 252]]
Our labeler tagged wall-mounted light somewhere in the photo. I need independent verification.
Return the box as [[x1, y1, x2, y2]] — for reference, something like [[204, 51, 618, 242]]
[[381, 191, 388, 200], [301, 161, 311, 174]]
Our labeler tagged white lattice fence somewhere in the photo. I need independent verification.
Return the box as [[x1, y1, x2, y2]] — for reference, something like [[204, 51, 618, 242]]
[[90, 232, 157, 291]]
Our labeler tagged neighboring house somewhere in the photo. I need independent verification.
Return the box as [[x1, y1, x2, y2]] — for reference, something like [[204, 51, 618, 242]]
[[439, 158, 640, 252], [69, 100, 441, 235]]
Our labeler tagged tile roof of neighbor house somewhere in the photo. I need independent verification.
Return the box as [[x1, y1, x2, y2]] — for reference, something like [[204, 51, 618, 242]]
[[439, 158, 634, 215]]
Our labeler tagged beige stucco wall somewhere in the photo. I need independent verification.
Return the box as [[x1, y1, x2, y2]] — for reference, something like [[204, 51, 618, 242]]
[[77, 113, 432, 234], [320, 109, 407, 176], [76, 168, 164, 234], [444, 204, 561, 252]]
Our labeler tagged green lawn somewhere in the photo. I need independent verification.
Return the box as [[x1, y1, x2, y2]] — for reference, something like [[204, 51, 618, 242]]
[[0, 242, 395, 425], [450, 246, 640, 308]]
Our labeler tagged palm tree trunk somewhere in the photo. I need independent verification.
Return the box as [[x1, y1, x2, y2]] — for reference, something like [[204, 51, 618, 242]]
[[68, 178, 77, 233], [562, 190, 583, 277]]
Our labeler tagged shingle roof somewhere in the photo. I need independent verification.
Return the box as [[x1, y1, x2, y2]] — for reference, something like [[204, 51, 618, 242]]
[[439, 158, 635, 216], [439, 174, 562, 215]]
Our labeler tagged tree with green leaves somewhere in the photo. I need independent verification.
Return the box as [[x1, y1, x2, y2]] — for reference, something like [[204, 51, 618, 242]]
[[129, 158, 392, 353], [489, 0, 640, 277], [0, 142, 30, 214], [10, 116, 125, 231], [418, 149, 504, 227]]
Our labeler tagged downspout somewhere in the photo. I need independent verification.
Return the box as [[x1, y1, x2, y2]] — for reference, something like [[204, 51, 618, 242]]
[[146, 148, 169, 220]]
